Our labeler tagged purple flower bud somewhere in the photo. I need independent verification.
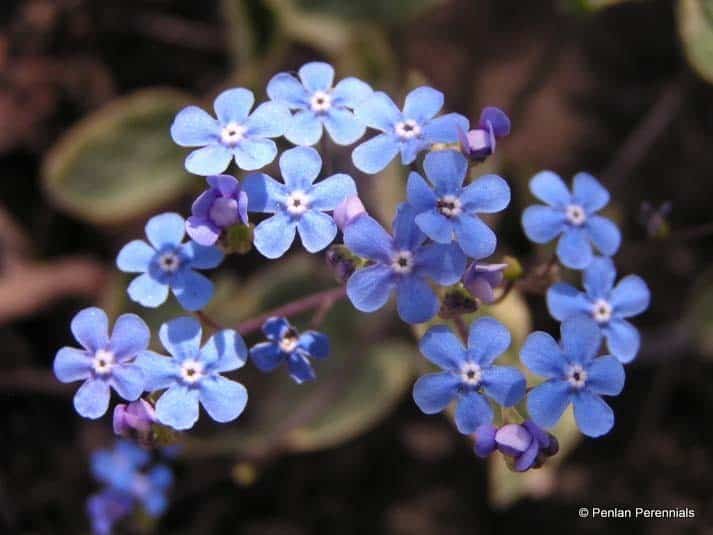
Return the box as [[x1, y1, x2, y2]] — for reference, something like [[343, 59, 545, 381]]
[[462, 262, 507, 303], [458, 107, 511, 163], [186, 174, 249, 246], [333, 195, 366, 231], [495, 423, 532, 456], [113, 399, 156, 438], [474, 424, 497, 458]]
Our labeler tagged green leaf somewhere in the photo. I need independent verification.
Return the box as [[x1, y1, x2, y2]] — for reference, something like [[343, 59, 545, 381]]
[[678, 0, 713, 84], [688, 265, 713, 357], [42, 89, 195, 225], [296, 0, 442, 23], [561, 0, 643, 13]]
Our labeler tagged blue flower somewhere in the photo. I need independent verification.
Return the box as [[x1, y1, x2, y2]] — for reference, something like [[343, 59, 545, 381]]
[[457, 106, 511, 163], [91, 439, 150, 491], [352, 87, 468, 174], [243, 146, 357, 259], [412, 317, 526, 434], [249, 317, 329, 384], [343, 203, 467, 324], [53, 307, 147, 419], [186, 174, 249, 246], [521, 316, 626, 437], [494, 421, 558, 472], [267, 61, 373, 146], [170, 87, 290, 174], [521, 171, 621, 269], [547, 256, 650, 363], [135, 317, 248, 430], [87, 489, 133, 535], [407, 149, 510, 258], [117, 212, 224, 311]]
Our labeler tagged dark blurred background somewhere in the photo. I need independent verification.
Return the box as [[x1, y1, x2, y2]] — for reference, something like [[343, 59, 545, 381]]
[[2, 0, 713, 533]]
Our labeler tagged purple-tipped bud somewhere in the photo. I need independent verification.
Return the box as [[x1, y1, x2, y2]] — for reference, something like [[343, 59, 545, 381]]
[[495, 423, 532, 456], [462, 262, 507, 303], [474, 424, 497, 458], [458, 107, 510, 163], [333, 196, 366, 231], [113, 399, 156, 439], [186, 174, 249, 246]]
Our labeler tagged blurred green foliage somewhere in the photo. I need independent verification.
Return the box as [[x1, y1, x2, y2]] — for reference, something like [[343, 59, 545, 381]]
[[678, 0, 713, 84]]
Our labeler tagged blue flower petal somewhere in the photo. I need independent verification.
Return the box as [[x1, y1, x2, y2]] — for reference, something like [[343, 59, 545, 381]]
[[297, 210, 337, 253], [482, 366, 526, 407], [354, 91, 400, 131], [285, 110, 323, 146], [467, 317, 511, 366], [199, 376, 247, 423], [572, 172, 609, 213], [399, 138, 430, 165], [71, 307, 109, 352], [263, 317, 291, 341], [309, 173, 357, 211], [585, 355, 625, 396], [587, 215, 621, 257], [419, 325, 467, 370], [403, 86, 444, 122], [54, 347, 91, 383], [460, 174, 511, 213], [116, 240, 155, 273], [611, 275, 650, 318], [267, 73, 308, 108], [146, 212, 185, 249], [207, 174, 239, 195], [546, 282, 590, 321], [159, 316, 202, 360], [180, 241, 224, 270], [213, 88, 254, 124], [415, 210, 453, 244], [513, 439, 540, 472], [253, 212, 298, 259], [526, 380, 571, 428], [529, 171, 571, 207], [110, 364, 144, 401], [392, 203, 426, 251], [583, 256, 616, 298], [245, 101, 290, 138], [396, 275, 438, 324], [521, 205, 566, 243], [186, 217, 220, 246], [346, 264, 395, 313], [424, 149, 467, 195], [250, 342, 284, 371], [351, 133, 400, 174], [520, 331, 567, 378], [480, 107, 511, 137], [298, 62, 334, 92], [135, 350, 178, 391], [603, 318, 640, 363], [109, 313, 150, 360], [343, 214, 393, 263], [299, 331, 329, 358], [560, 316, 602, 363], [453, 214, 496, 259], [233, 138, 278, 171], [170, 106, 220, 146], [407, 171, 437, 212], [242, 172, 287, 213], [422, 113, 468, 143], [280, 146, 322, 189], [287, 353, 316, 383], [323, 108, 365, 145], [127, 273, 169, 308], [455, 391, 493, 434], [415, 242, 467, 285], [185, 144, 233, 175], [155, 385, 200, 430], [572, 391, 614, 437], [74, 378, 111, 419], [556, 227, 593, 269], [172, 270, 214, 311], [201, 329, 247, 372], [412, 372, 460, 414], [332, 77, 372, 108]]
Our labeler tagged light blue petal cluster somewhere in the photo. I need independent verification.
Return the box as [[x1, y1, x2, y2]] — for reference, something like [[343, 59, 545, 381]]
[[412, 317, 526, 433], [116, 212, 223, 311]]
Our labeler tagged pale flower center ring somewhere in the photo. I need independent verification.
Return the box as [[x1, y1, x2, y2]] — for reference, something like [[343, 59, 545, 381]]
[[220, 122, 247, 145], [286, 190, 310, 215], [395, 119, 422, 140], [391, 250, 414, 274], [180, 359, 205, 384], [565, 204, 587, 226], [310, 90, 332, 112], [92, 349, 115, 375], [592, 298, 613, 323]]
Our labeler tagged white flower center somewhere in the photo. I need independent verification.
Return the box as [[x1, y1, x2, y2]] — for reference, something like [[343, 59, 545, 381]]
[[158, 252, 181, 273], [437, 195, 462, 217], [286, 190, 310, 215], [310, 90, 332, 112], [565, 204, 587, 226], [279, 332, 299, 353], [209, 197, 239, 227], [592, 298, 613, 323], [460, 362, 483, 386], [220, 122, 247, 145], [180, 359, 204, 384], [395, 119, 421, 140], [391, 250, 414, 274], [92, 349, 115, 375], [566, 364, 588, 389]]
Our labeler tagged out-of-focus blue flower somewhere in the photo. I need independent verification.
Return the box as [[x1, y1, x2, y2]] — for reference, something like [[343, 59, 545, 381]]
[[520, 316, 625, 437], [170, 87, 290, 174], [462, 262, 507, 304], [87, 489, 133, 535], [547, 256, 650, 363], [249, 317, 329, 384], [413, 317, 526, 434], [267, 61, 372, 146], [494, 420, 557, 471], [91, 440, 150, 492], [343, 203, 466, 324], [54, 308, 147, 419], [186, 174, 248, 246], [352, 87, 468, 174], [113, 399, 155, 440], [457, 106, 511, 162], [117, 213, 224, 311], [407, 149, 510, 259], [521, 171, 621, 269], [135, 317, 248, 430], [243, 146, 357, 259]]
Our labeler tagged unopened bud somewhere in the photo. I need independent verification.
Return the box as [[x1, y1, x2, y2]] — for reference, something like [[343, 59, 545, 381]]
[[325, 244, 358, 283], [439, 286, 478, 318], [333, 196, 366, 231]]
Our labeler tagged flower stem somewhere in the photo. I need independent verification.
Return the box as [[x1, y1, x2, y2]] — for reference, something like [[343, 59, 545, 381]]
[[453, 315, 469, 343]]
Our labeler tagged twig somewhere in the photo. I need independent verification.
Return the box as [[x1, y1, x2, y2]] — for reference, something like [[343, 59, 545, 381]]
[[453, 315, 469, 343]]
